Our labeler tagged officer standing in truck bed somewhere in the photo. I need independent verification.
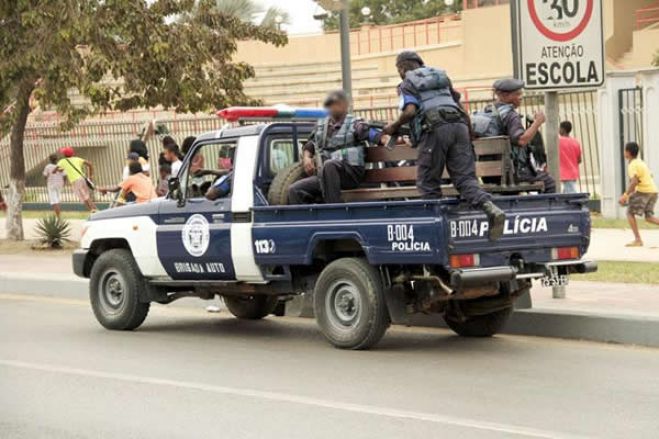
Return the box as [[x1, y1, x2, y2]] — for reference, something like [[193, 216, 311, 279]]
[[288, 90, 389, 204], [383, 51, 505, 241]]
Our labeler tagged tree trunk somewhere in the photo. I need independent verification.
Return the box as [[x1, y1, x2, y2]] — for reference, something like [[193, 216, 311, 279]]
[[6, 82, 34, 241]]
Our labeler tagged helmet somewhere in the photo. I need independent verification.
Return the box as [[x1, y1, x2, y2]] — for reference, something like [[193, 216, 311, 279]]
[[396, 50, 424, 67], [59, 146, 75, 158]]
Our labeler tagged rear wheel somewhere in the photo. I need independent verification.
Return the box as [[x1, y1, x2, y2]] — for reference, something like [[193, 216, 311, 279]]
[[223, 295, 279, 320], [267, 162, 306, 205], [444, 306, 512, 337], [89, 249, 150, 330], [314, 258, 390, 350]]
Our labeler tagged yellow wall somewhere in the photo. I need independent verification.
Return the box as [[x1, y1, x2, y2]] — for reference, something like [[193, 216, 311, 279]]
[[631, 27, 659, 67], [604, 0, 657, 61]]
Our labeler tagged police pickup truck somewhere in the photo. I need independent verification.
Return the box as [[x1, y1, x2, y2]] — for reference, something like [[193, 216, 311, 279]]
[[73, 106, 596, 350]]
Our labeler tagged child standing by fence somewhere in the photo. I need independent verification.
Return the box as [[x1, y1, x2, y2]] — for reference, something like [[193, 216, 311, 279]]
[[43, 153, 65, 218]]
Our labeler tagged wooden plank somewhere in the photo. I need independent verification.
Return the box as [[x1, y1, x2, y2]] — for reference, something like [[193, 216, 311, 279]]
[[473, 137, 511, 156], [364, 166, 417, 183], [365, 146, 418, 162]]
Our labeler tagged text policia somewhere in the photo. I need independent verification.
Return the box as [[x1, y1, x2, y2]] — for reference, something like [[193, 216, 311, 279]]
[[525, 44, 598, 87]]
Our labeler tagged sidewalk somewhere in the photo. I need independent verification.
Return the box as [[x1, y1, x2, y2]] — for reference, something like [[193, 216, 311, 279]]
[[0, 218, 85, 241], [586, 228, 659, 262]]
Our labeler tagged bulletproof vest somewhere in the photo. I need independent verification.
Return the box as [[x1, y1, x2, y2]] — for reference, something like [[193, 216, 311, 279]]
[[471, 102, 514, 138], [405, 67, 461, 144], [314, 115, 365, 167]]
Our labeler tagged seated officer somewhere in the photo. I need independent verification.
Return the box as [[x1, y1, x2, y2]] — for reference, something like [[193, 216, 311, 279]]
[[492, 78, 556, 193], [383, 51, 506, 241], [288, 90, 390, 204]]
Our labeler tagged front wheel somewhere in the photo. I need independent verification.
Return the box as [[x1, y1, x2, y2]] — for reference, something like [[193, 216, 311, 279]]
[[314, 258, 390, 350], [444, 307, 512, 337], [223, 295, 279, 320], [89, 249, 150, 330]]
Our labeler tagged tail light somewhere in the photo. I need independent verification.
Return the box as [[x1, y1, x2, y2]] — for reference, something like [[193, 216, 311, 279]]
[[551, 246, 580, 260], [450, 253, 480, 269]]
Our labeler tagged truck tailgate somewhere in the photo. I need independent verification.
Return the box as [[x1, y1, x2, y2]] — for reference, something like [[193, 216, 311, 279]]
[[446, 194, 591, 267]]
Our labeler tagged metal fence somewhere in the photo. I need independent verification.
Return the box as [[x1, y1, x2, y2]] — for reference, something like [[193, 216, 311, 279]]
[[618, 87, 644, 190]]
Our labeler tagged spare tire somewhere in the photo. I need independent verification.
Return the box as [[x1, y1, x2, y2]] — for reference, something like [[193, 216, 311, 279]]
[[267, 162, 306, 205]]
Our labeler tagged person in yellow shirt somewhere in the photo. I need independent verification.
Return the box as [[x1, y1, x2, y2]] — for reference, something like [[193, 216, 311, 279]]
[[619, 142, 659, 247], [57, 146, 97, 212]]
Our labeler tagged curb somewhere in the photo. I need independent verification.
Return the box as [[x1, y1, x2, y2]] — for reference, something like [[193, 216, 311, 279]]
[[2, 275, 658, 348]]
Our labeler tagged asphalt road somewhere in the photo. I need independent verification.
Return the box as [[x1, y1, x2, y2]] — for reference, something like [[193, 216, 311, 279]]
[[1, 293, 659, 439]]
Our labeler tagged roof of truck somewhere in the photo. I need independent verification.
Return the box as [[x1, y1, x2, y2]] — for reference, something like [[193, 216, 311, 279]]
[[196, 121, 315, 144]]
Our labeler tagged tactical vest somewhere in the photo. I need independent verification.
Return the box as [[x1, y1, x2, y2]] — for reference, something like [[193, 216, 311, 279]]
[[405, 67, 461, 143], [471, 102, 514, 138], [314, 115, 365, 167]]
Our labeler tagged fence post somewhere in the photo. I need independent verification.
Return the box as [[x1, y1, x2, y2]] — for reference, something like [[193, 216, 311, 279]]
[[597, 71, 638, 219]]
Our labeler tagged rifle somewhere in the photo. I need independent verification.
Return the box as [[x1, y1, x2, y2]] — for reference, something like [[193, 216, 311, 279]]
[[369, 121, 411, 150]]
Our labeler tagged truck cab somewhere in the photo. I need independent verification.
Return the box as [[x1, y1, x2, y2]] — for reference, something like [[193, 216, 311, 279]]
[[74, 107, 596, 350]]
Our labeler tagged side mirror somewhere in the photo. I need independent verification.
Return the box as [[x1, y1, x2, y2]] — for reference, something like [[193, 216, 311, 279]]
[[168, 177, 185, 207]]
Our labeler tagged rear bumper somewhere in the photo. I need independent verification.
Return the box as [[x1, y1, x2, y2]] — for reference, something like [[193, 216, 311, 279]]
[[72, 249, 89, 278], [450, 259, 597, 288]]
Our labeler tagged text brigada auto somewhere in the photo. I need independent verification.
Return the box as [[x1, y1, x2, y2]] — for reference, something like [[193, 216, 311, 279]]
[[450, 216, 549, 238]]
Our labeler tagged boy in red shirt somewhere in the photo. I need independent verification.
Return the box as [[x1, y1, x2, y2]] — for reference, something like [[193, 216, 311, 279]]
[[559, 121, 582, 194]]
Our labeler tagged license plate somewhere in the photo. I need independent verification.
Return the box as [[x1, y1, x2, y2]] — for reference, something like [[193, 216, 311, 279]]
[[541, 274, 569, 288]]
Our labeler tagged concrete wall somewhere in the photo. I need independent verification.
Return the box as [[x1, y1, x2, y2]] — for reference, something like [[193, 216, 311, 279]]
[[604, 0, 657, 61], [630, 27, 659, 67]]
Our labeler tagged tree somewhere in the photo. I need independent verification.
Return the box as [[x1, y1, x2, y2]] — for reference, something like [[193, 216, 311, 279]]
[[653, 50, 659, 67], [211, 0, 290, 29], [321, 0, 458, 30], [0, 0, 286, 240]]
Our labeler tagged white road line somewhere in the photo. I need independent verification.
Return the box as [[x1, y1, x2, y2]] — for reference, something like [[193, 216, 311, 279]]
[[0, 359, 584, 438]]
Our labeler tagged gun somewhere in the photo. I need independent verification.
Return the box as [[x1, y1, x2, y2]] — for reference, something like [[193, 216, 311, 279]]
[[369, 121, 411, 150]]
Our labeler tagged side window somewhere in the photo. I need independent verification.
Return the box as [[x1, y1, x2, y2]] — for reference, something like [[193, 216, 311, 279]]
[[269, 138, 304, 177], [185, 142, 236, 199]]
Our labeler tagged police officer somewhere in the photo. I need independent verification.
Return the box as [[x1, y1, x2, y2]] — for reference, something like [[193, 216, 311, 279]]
[[492, 78, 556, 193], [288, 90, 389, 204], [383, 51, 505, 241]]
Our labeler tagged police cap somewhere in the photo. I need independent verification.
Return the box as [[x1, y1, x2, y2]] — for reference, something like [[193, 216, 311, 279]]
[[323, 89, 348, 107], [493, 78, 525, 92], [396, 50, 425, 67]]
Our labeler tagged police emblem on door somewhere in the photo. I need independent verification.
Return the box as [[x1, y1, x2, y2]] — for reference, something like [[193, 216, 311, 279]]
[[182, 214, 210, 257]]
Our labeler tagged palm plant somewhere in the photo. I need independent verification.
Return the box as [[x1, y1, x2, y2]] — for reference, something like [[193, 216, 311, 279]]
[[35, 215, 71, 249], [212, 0, 290, 28]]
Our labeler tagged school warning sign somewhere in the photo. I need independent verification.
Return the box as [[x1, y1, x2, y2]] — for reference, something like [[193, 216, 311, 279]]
[[513, 0, 604, 90]]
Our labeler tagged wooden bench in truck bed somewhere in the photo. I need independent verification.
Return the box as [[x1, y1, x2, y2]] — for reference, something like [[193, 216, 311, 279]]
[[341, 136, 544, 202]]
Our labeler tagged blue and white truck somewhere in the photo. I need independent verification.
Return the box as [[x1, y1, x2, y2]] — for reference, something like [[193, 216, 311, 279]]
[[73, 107, 596, 349]]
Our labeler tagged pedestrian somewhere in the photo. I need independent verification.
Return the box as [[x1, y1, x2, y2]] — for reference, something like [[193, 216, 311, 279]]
[[99, 162, 157, 204], [383, 51, 505, 241], [57, 146, 97, 212], [162, 138, 183, 178], [491, 78, 556, 193], [43, 153, 65, 218], [122, 139, 150, 180], [156, 163, 171, 197], [287, 90, 390, 204], [559, 121, 582, 194], [0, 190, 6, 211], [619, 142, 659, 247]]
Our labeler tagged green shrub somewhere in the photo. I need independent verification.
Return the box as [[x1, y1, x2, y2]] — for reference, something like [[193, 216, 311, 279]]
[[35, 216, 71, 248]]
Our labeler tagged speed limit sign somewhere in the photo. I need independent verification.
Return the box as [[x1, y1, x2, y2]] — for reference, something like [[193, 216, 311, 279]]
[[513, 0, 604, 90]]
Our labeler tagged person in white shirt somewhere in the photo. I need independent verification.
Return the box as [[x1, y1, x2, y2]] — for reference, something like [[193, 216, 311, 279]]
[[43, 153, 65, 218], [163, 143, 183, 177]]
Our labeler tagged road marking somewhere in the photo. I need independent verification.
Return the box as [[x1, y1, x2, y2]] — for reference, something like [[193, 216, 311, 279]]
[[0, 359, 584, 438]]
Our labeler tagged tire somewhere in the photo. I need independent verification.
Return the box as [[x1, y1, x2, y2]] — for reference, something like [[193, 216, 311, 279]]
[[444, 307, 512, 337], [223, 295, 279, 320], [267, 162, 306, 205], [314, 258, 390, 350], [89, 249, 150, 330]]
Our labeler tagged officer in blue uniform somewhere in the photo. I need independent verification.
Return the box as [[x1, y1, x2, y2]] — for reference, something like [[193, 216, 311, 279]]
[[492, 78, 556, 193], [288, 90, 388, 204], [383, 51, 506, 241]]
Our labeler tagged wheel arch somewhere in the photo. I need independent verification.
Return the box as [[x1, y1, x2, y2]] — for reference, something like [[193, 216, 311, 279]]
[[306, 232, 372, 265], [82, 238, 132, 277]]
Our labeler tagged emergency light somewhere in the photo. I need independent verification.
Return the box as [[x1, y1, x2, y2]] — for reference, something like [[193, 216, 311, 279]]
[[217, 105, 327, 122]]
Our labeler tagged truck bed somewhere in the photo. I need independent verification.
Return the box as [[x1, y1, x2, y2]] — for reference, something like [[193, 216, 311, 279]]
[[251, 194, 591, 270]]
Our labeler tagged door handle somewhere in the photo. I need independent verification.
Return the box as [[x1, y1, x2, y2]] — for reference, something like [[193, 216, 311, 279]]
[[163, 217, 186, 224], [212, 214, 225, 223]]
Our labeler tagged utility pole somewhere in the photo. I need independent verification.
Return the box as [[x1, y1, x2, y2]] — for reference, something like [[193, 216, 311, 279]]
[[338, 1, 353, 108], [544, 90, 565, 299]]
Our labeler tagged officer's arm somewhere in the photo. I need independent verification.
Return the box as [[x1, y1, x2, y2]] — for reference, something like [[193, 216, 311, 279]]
[[354, 121, 384, 145], [385, 103, 417, 135], [517, 118, 544, 147]]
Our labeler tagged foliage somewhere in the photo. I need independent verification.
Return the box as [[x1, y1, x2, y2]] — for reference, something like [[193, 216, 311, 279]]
[[34, 215, 71, 248], [321, 0, 458, 31], [653, 51, 659, 67], [211, 0, 290, 28], [0, 0, 287, 240]]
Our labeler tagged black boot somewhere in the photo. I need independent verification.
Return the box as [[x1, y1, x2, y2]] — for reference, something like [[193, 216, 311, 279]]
[[482, 201, 505, 241]]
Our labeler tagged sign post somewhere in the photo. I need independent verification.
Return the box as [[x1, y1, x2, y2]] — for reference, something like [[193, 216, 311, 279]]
[[511, 0, 604, 299]]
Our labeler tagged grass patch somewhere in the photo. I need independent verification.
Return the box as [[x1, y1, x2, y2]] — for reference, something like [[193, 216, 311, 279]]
[[580, 261, 659, 285], [590, 214, 655, 230]]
